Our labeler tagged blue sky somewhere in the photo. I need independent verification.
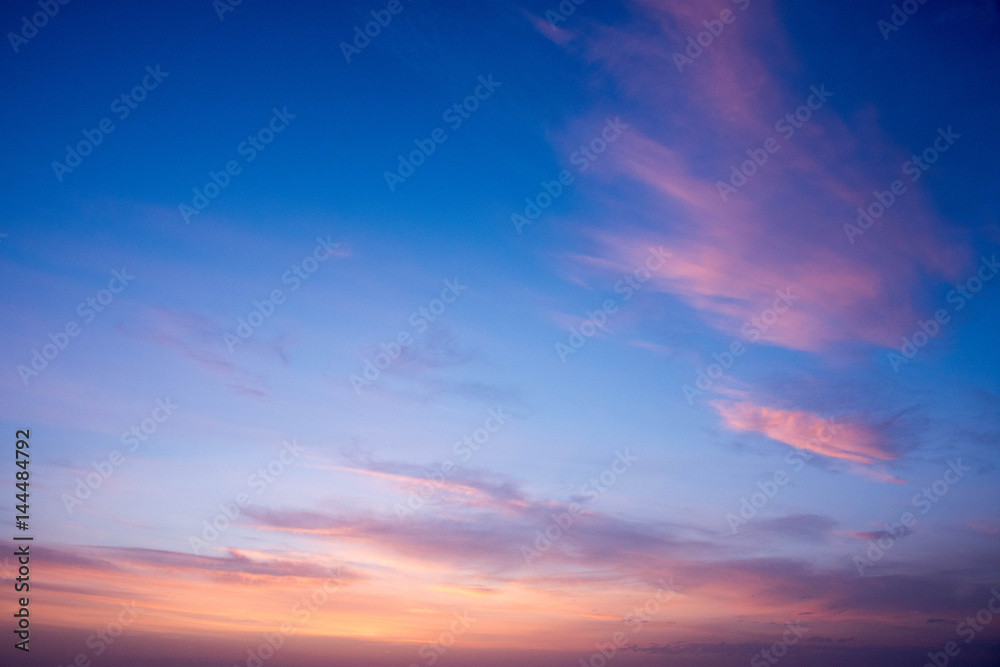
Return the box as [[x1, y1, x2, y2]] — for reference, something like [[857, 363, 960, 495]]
[[1, 1, 999, 665]]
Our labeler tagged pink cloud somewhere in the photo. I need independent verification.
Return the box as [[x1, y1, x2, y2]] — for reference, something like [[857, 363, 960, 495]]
[[712, 400, 895, 465], [558, 0, 970, 352]]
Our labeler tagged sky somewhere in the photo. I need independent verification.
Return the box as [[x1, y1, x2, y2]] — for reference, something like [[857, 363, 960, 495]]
[[1, 0, 999, 665]]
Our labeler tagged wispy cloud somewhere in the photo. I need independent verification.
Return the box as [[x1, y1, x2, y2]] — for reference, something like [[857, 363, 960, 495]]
[[548, 0, 969, 352], [713, 399, 895, 465]]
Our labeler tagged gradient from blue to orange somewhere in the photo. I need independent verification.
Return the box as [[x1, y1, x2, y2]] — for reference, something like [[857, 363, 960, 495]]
[[1, 0, 999, 665]]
